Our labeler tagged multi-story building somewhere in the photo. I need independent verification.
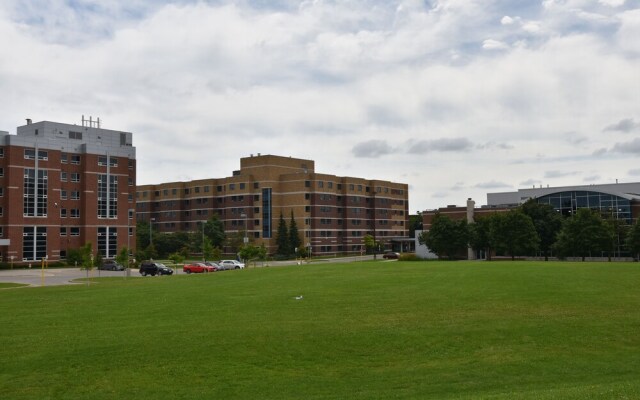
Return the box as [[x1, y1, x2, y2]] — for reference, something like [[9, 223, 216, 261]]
[[0, 119, 136, 264], [136, 154, 410, 255], [420, 181, 640, 259]]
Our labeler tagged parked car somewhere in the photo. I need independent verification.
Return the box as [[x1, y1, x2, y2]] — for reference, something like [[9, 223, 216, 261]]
[[183, 262, 217, 274], [98, 261, 125, 271], [203, 261, 221, 269], [139, 262, 174, 276], [218, 260, 245, 270], [382, 251, 400, 259]]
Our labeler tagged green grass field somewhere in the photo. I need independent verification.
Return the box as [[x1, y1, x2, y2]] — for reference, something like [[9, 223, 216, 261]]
[[1, 261, 639, 399]]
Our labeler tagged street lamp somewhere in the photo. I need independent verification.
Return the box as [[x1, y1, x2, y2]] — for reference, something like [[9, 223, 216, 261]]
[[240, 213, 248, 244], [201, 220, 207, 261], [127, 208, 134, 253]]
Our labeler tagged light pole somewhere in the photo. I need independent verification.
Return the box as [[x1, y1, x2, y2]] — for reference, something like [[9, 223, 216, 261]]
[[201, 220, 207, 261], [240, 213, 248, 245], [9, 255, 14, 270], [149, 217, 155, 247]]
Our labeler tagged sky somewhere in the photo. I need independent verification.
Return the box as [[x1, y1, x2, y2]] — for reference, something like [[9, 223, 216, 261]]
[[0, 0, 638, 213]]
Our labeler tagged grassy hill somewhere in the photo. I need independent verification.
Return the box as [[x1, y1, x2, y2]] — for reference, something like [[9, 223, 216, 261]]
[[1, 261, 639, 399]]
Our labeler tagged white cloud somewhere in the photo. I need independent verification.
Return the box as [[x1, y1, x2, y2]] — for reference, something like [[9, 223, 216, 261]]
[[482, 39, 509, 50], [599, 0, 626, 7], [501, 15, 515, 25], [0, 0, 638, 212]]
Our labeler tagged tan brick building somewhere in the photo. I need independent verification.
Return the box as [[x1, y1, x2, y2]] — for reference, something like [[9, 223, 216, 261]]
[[136, 154, 409, 256], [0, 119, 136, 264]]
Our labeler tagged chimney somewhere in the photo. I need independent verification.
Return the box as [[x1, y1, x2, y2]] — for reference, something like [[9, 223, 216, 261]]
[[26, 118, 32, 125]]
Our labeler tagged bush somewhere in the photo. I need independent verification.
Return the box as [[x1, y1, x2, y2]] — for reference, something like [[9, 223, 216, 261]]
[[398, 254, 422, 261]]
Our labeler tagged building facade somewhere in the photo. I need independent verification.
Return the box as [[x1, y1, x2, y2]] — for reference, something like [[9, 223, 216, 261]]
[[136, 154, 409, 256], [421, 182, 640, 259], [487, 182, 640, 223], [0, 119, 136, 264]]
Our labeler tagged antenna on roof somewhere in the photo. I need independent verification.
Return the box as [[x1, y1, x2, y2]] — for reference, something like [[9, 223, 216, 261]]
[[81, 115, 101, 128]]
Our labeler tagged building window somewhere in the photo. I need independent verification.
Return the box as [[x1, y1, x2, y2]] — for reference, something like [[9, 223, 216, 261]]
[[71, 173, 80, 182], [305, 181, 310, 188], [61, 153, 68, 163], [0, 167, 3, 177], [229, 183, 235, 190], [128, 159, 134, 170], [98, 174, 118, 218], [61, 172, 67, 182], [70, 227, 80, 236], [0, 187, 3, 197], [70, 191, 80, 200], [22, 226, 47, 261], [24, 149, 48, 160], [97, 227, 117, 259], [240, 183, 245, 190], [254, 182, 259, 189], [69, 131, 82, 140], [318, 181, 324, 188], [70, 209, 80, 218], [60, 227, 67, 236], [60, 208, 67, 218], [23, 168, 48, 217], [60, 190, 67, 200], [71, 155, 81, 165], [262, 188, 272, 239], [0, 147, 3, 158], [195, 187, 200, 193], [98, 156, 117, 167]]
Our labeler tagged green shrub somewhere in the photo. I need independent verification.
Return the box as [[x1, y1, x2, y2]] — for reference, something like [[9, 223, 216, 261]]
[[398, 253, 422, 261]]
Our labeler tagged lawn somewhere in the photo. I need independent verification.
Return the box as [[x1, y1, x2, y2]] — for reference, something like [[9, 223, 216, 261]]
[[1, 261, 639, 399]]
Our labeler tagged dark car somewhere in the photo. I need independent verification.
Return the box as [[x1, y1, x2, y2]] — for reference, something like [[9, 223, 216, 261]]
[[139, 262, 174, 276], [98, 261, 125, 271], [382, 251, 400, 259]]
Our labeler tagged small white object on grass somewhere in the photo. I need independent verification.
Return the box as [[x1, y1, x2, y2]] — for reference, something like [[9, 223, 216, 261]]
[[295, 295, 303, 300]]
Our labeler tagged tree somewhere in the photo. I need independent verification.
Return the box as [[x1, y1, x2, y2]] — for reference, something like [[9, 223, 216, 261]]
[[626, 220, 640, 261], [363, 234, 375, 254], [168, 252, 185, 267], [239, 244, 260, 266], [202, 237, 216, 261], [276, 212, 290, 257], [469, 216, 494, 261], [136, 220, 152, 250], [80, 242, 94, 270], [289, 211, 302, 255], [116, 247, 129, 268], [418, 213, 469, 260], [490, 210, 539, 260], [553, 208, 613, 261], [204, 215, 226, 248], [520, 199, 563, 261]]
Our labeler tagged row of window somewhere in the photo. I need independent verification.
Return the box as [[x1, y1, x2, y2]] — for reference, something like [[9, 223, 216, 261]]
[[140, 181, 405, 199], [21, 226, 133, 261]]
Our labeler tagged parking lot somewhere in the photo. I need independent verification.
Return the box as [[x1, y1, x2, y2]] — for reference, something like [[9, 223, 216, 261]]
[[0, 268, 139, 287]]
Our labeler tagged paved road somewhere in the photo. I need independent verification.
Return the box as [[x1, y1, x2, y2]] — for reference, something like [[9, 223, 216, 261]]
[[0, 255, 381, 287], [0, 268, 137, 287]]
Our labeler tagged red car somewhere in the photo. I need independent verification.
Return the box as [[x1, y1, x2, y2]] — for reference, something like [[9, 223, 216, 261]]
[[183, 263, 217, 274]]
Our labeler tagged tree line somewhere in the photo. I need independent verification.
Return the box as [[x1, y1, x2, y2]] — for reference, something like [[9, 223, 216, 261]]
[[419, 199, 640, 261]]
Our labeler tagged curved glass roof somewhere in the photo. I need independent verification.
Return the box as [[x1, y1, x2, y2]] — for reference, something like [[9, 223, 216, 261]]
[[536, 190, 632, 222]]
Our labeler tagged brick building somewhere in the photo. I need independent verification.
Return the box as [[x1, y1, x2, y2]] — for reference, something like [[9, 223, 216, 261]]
[[136, 154, 409, 256], [0, 119, 136, 264]]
